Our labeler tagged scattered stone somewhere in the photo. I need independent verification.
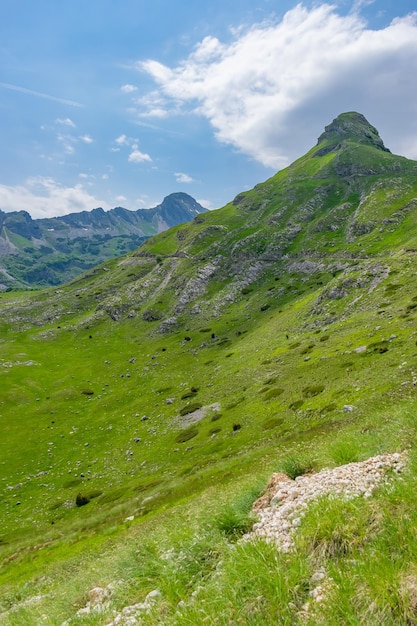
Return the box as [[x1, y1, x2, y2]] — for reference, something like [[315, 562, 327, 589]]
[[343, 405, 355, 412]]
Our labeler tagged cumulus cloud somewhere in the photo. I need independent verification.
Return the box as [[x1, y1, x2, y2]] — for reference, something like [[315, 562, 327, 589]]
[[138, 4, 417, 167], [175, 172, 194, 183], [121, 84, 138, 93], [115, 134, 129, 145], [128, 146, 152, 163], [0, 177, 111, 218]]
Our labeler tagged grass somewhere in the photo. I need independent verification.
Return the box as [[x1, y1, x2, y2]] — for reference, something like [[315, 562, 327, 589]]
[[2, 121, 417, 622]]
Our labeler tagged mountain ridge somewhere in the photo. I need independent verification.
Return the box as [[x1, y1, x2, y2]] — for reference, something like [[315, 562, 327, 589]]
[[0, 192, 206, 288]]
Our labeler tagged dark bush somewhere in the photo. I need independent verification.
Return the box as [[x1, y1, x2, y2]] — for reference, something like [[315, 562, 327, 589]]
[[233, 423, 241, 431], [75, 493, 91, 507], [263, 387, 284, 400], [175, 426, 199, 443], [81, 389, 94, 396], [211, 412, 222, 422], [302, 384, 325, 398], [262, 418, 283, 430], [181, 391, 197, 400], [179, 403, 202, 416], [289, 399, 304, 410], [368, 340, 389, 354], [320, 403, 337, 414], [226, 397, 245, 410]]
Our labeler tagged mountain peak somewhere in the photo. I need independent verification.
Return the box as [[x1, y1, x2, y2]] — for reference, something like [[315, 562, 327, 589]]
[[315, 112, 390, 156]]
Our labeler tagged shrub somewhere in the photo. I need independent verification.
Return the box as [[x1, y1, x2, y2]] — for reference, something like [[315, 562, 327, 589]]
[[175, 426, 199, 443], [319, 334, 330, 342], [263, 387, 284, 400], [300, 343, 315, 354], [289, 399, 304, 410], [263, 376, 278, 386], [226, 397, 245, 410], [81, 389, 94, 396], [320, 403, 337, 414], [209, 428, 221, 435], [211, 412, 222, 422], [179, 403, 202, 416], [302, 384, 325, 398], [75, 493, 91, 507], [181, 390, 198, 400], [368, 340, 389, 354], [262, 417, 283, 430]]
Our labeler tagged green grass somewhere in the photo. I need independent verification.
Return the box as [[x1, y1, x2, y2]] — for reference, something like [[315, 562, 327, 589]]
[[2, 120, 417, 622]]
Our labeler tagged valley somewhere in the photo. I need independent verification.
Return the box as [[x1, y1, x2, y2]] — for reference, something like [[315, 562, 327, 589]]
[[2, 113, 417, 624]]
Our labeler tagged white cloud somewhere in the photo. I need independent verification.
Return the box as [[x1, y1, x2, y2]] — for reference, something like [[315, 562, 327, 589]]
[[55, 117, 76, 128], [128, 148, 152, 163], [0, 177, 111, 218], [56, 132, 77, 155], [80, 134, 94, 144], [197, 198, 214, 209], [175, 172, 194, 183], [138, 4, 417, 167], [115, 134, 129, 145], [115, 195, 127, 202], [121, 83, 138, 93]]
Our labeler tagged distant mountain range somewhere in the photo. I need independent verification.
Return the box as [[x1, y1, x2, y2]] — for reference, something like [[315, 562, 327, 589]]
[[0, 192, 206, 288]]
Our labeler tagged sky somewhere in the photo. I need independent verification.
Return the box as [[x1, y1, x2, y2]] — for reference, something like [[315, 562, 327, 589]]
[[0, 0, 417, 219]]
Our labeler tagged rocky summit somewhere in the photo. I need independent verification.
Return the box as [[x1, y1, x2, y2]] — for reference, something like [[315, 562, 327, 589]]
[[2, 113, 417, 624]]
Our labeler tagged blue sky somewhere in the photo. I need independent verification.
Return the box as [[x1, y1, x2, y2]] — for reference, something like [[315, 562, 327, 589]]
[[0, 0, 416, 218]]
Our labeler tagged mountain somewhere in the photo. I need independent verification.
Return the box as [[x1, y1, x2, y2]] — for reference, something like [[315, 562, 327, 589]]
[[2, 112, 417, 623], [0, 192, 206, 288]]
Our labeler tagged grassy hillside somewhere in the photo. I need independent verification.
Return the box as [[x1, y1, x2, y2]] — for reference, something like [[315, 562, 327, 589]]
[[2, 113, 417, 624]]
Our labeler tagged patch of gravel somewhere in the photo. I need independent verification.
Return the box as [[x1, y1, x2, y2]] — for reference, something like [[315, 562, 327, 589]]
[[246, 452, 406, 552]]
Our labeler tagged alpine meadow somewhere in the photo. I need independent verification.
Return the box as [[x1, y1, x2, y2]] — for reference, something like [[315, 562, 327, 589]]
[[3, 112, 417, 624]]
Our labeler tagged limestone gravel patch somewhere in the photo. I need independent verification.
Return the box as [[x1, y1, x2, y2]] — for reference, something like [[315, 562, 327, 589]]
[[246, 452, 406, 552]]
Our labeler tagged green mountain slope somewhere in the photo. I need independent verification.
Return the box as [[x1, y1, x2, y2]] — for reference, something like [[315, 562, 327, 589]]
[[0, 192, 206, 289], [2, 112, 417, 624]]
